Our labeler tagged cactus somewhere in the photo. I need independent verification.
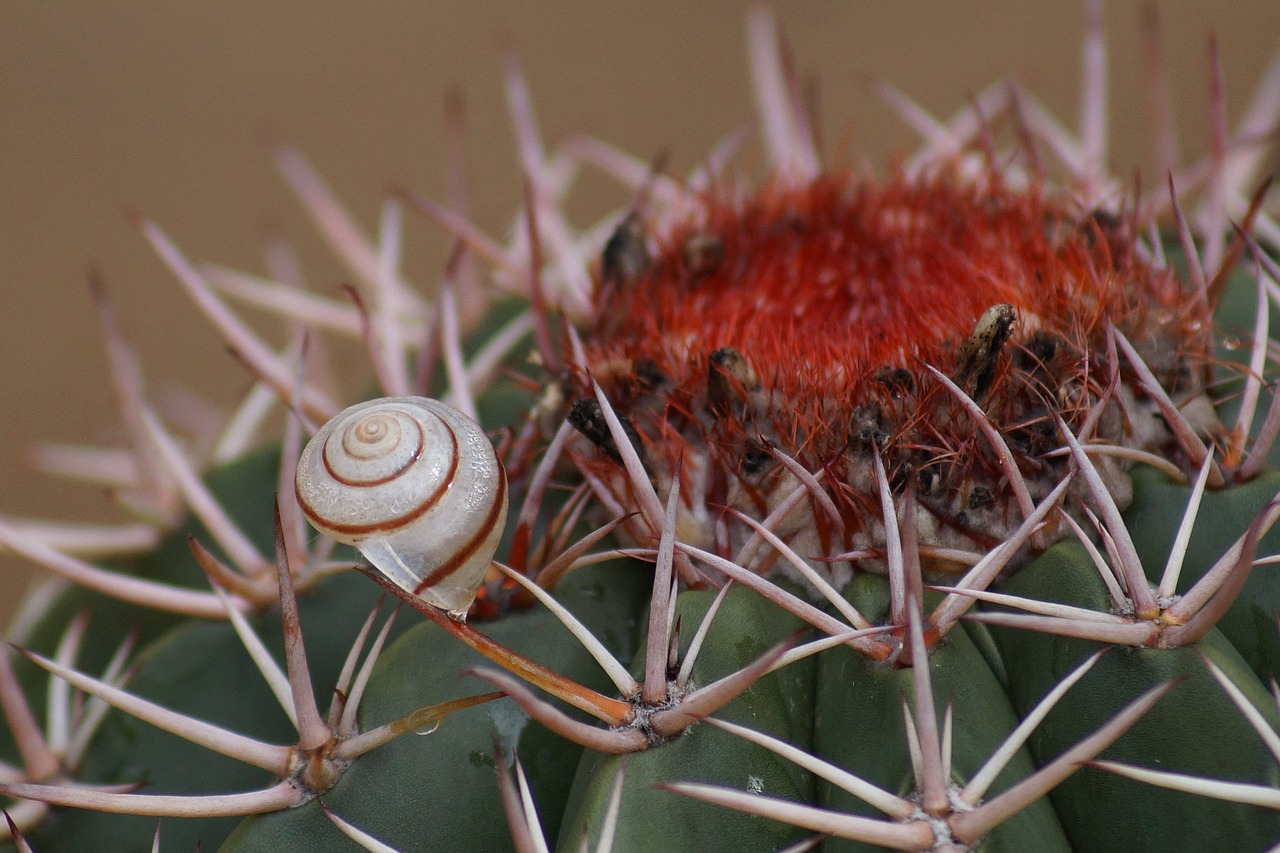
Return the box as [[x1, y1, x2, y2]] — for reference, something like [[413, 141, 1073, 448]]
[[4, 5, 1280, 852]]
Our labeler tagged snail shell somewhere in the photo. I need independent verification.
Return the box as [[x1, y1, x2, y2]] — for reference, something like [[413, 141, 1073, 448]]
[[294, 396, 507, 618]]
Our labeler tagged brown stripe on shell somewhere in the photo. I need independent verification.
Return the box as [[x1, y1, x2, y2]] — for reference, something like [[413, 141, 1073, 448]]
[[296, 426, 460, 537], [322, 414, 426, 487], [415, 459, 508, 594]]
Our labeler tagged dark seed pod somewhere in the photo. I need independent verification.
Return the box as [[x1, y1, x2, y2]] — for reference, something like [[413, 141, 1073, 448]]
[[850, 403, 890, 453], [601, 212, 651, 286], [1014, 332, 1058, 374], [741, 438, 773, 475], [916, 462, 945, 495], [954, 303, 1017, 400], [707, 347, 759, 417], [568, 397, 647, 467], [967, 486, 995, 510], [681, 232, 725, 278], [633, 359, 670, 391], [873, 367, 915, 399]]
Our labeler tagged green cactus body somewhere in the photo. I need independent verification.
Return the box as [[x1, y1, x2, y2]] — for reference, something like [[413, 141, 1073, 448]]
[[995, 542, 1280, 848], [813, 578, 1072, 853], [4, 7, 1280, 853], [221, 561, 651, 852], [558, 585, 817, 852]]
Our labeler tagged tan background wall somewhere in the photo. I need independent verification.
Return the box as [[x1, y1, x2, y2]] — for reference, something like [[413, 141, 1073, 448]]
[[2, 1, 1278, 626]]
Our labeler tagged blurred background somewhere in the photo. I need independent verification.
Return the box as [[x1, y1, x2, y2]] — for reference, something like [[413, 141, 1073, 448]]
[[2, 1, 1278, 626]]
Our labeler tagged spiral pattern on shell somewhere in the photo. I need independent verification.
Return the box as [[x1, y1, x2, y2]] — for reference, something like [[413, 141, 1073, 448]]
[[295, 396, 508, 616]]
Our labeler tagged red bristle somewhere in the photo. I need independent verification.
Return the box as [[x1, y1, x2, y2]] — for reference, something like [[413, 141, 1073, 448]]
[[584, 166, 1203, 458]]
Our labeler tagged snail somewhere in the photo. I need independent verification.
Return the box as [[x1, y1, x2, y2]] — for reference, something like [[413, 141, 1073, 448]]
[[294, 397, 507, 618]]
